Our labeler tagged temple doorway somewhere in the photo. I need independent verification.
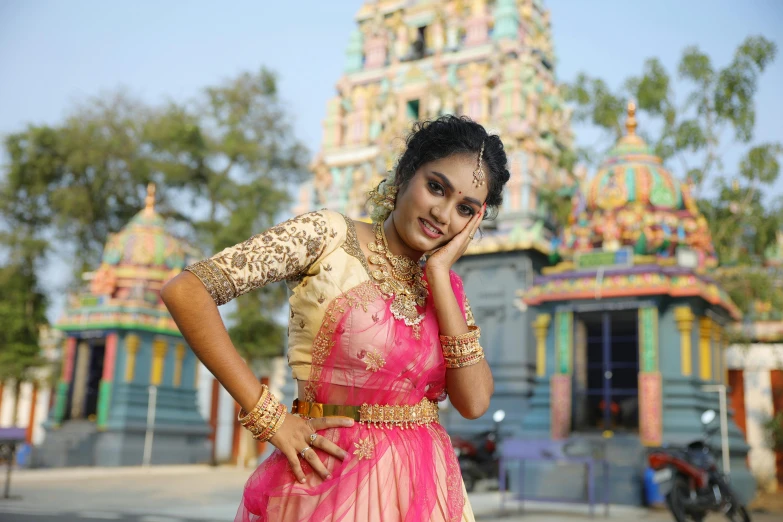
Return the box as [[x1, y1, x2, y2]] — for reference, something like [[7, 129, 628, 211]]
[[573, 310, 640, 432], [66, 341, 105, 421], [84, 343, 105, 420]]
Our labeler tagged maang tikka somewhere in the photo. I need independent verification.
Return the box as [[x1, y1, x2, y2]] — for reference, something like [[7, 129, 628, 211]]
[[473, 141, 486, 187]]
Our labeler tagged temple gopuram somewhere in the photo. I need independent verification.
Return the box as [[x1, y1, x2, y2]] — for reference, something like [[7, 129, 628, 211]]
[[518, 103, 755, 504], [38, 185, 210, 467], [299, 0, 573, 435]]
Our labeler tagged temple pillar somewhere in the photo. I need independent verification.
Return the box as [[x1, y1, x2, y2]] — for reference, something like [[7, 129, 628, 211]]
[[124, 334, 140, 382], [638, 306, 662, 446], [699, 316, 713, 381], [96, 333, 118, 429], [51, 336, 77, 425], [70, 341, 90, 419], [151, 339, 168, 386], [551, 310, 572, 439], [533, 313, 550, 377], [25, 383, 38, 444], [674, 306, 695, 376], [173, 343, 186, 387]]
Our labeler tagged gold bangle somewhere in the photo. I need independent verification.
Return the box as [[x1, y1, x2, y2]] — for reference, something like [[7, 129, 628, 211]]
[[255, 404, 287, 442], [442, 338, 483, 358], [238, 385, 288, 442], [439, 325, 480, 346], [444, 348, 485, 369], [238, 386, 271, 427]]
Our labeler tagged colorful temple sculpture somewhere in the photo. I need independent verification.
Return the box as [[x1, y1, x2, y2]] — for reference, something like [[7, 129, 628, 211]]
[[38, 185, 210, 467], [517, 103, 755, 504], [300, 0, 573, 434], [724, 237, 783, 493]]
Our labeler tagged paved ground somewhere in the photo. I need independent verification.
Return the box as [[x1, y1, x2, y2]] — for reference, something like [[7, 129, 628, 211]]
[[0, 465, 779, 522]]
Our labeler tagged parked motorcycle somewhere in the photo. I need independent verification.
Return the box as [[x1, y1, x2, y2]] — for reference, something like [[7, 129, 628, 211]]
[[452, 430, 499, 492], [648, 410, 751, 522]]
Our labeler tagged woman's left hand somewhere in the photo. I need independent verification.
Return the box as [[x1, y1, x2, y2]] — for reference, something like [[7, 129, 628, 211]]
[[426, 203, 485, 275]]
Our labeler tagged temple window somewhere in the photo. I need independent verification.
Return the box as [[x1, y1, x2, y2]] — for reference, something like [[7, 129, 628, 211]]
[[411, 26, 427, 59], [406, 99, 420, 120]]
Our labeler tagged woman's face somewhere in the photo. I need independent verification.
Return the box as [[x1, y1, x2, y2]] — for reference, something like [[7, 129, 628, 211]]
[[392, 153, 490, 255]]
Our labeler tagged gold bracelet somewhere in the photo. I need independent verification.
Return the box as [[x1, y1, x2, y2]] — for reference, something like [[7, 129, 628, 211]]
[[444, 348, 485, 369], [442, 338, 483, 358], [255, 404, 287, 442], [439, 325, 480, 347], [440, 326, 482, 359], [238, 385, 287, 442], [238, 386, 271, 428]]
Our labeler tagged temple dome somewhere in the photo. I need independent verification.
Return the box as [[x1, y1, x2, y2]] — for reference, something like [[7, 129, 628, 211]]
[[557, 102, 717, 269], [586, 106, 682, 212], [58, 183, 194, 335], [90, 184, 194, 299], [102, 198, 187, 271]]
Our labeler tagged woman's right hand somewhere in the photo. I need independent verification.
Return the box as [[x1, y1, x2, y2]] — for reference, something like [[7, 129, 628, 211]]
[[269, 414, 354, 483]]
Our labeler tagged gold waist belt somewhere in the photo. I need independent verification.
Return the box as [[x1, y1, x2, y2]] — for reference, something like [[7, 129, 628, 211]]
[[291, 396, 439, 428]]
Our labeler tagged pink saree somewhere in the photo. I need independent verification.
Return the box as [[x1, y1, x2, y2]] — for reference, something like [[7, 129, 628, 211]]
[[236, 272, 471, 521]]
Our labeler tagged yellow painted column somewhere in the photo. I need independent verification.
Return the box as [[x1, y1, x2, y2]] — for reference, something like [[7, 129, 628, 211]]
[[173, 343, 186, 387], [533, 314, 551, 377], [151, 339, 168, 386], [699, 317, 713, 381], [674, 307, 695, 376], [124, 335, 140, 382]]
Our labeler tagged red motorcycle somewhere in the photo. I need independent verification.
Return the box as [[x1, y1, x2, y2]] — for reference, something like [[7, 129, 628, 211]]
[[648, 410, 751, 522]]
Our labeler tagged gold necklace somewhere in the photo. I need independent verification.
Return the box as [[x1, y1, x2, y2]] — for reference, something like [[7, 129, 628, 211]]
[[371, 220, 419, 281], [367, 221, 428, 331]]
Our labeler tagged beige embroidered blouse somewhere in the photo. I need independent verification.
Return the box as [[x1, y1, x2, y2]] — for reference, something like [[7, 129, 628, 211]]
[[185, 209, 474, 381]]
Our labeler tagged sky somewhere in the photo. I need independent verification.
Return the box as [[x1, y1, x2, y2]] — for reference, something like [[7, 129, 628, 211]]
[[0, 0, 781, 321]]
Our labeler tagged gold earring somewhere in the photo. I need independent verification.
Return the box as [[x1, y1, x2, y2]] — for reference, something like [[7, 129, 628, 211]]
[[383, 184, 398, 210], [369, 181, 398, 211]]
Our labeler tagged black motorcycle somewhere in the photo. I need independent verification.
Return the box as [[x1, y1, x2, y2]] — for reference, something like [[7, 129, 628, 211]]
[[452, 430, 499, 492], [648, 410, 751, 522]]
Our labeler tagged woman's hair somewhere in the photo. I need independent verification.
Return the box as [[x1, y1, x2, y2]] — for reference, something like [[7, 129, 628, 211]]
[[369, 115, 510, 223]]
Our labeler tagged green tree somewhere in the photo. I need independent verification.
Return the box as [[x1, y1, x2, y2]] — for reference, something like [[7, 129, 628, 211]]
[[565, 36, 778, 188], [0, 254, 48, 423], [1, 67, 308, 365], [146, 68, 310, 361], [2, 94, 157, 279], [561, 36, 781, 315]]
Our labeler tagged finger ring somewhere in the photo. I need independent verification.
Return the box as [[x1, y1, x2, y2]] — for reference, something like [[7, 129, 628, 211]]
[[309, 433, 318, 444], [300, 447, 312, 458], [469, 233, 475, 239]]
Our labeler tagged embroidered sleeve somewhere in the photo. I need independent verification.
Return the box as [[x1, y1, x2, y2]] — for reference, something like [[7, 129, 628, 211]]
[[185, 210, 332, 306]]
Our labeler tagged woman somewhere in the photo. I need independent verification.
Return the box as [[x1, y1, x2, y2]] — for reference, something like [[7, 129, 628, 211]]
[[162, 115, 510, 521]]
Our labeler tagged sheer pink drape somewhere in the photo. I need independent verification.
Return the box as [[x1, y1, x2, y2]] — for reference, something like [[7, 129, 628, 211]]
[[236, 272, 468, 522]]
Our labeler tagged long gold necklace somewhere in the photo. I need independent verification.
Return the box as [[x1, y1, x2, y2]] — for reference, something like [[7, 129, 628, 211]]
[[367, 221, 428, 333]]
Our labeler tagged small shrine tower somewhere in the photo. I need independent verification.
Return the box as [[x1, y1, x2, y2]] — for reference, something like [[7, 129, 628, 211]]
[[39, 184, 210, 467], [519, 103, 755, 504], [301, 0, 574, 435]]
